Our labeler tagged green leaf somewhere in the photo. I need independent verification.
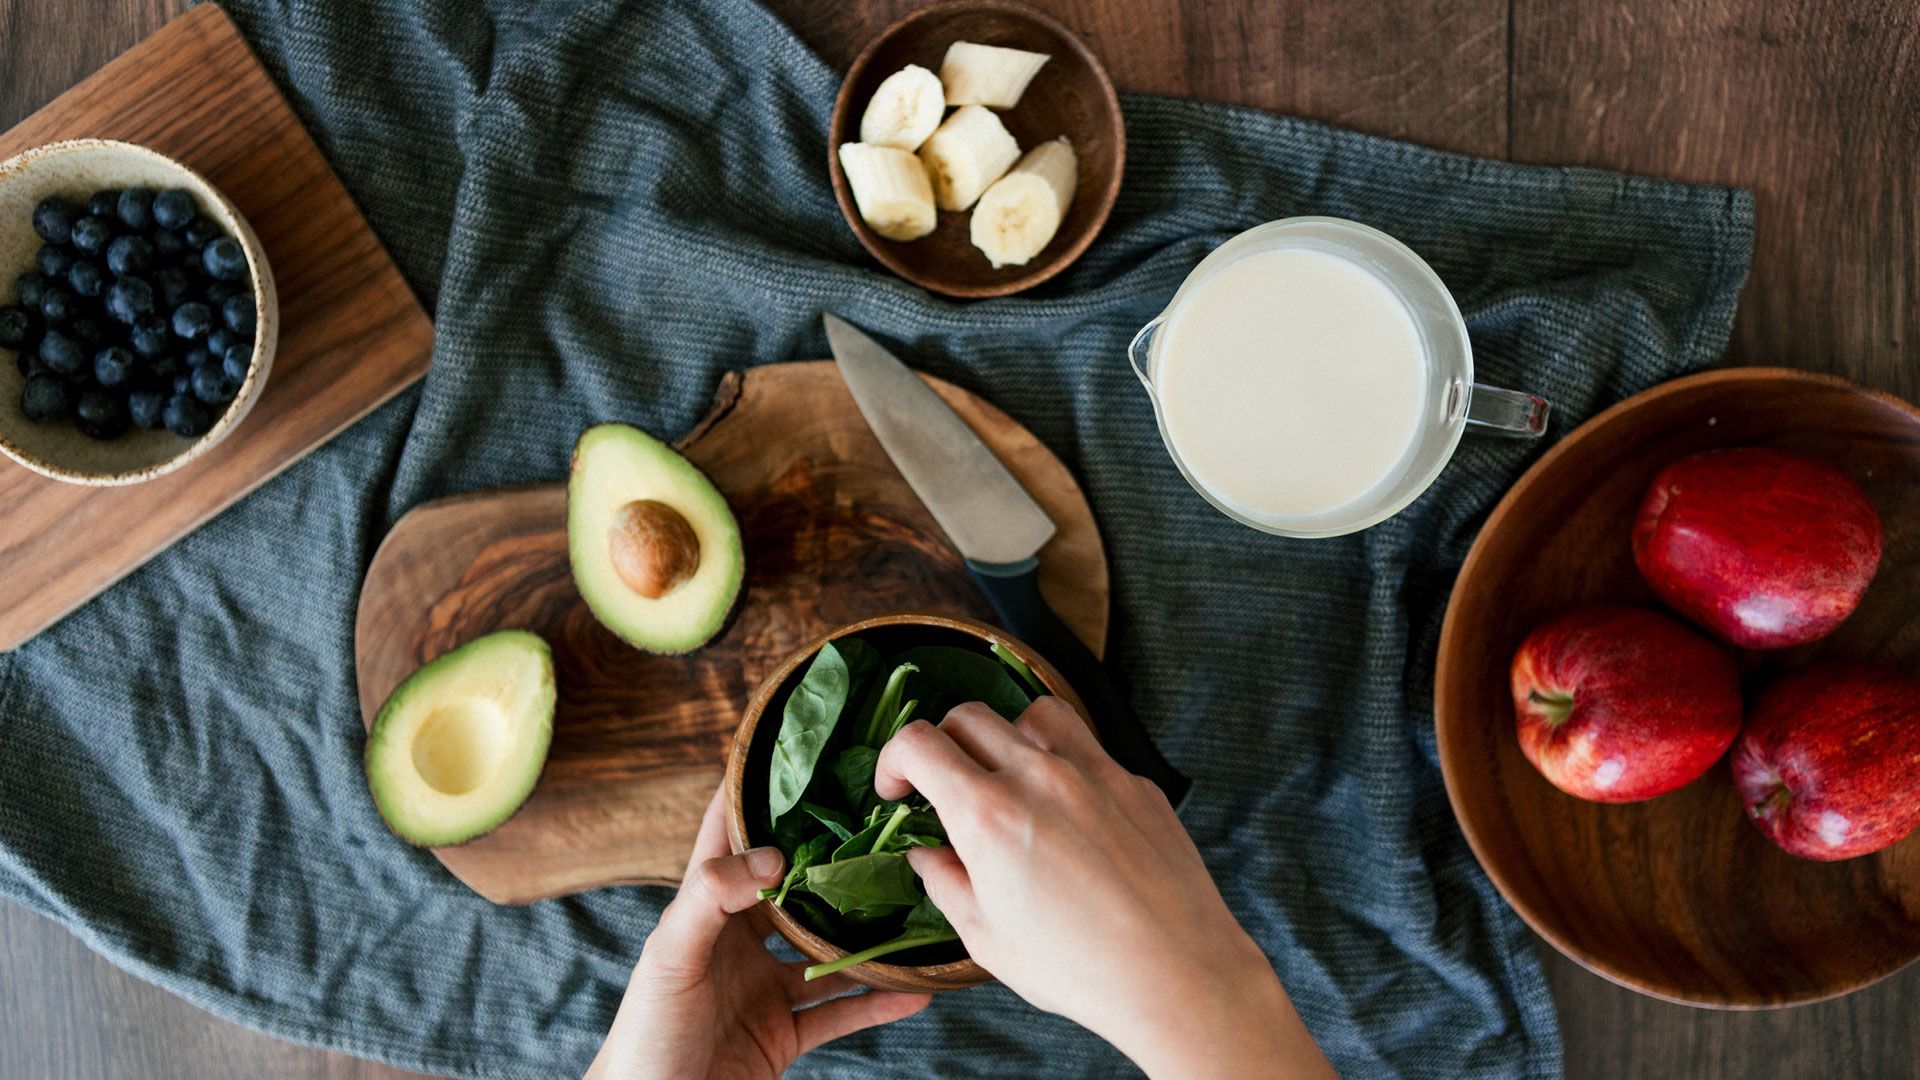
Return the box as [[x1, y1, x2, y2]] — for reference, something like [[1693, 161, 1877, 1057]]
[[876, 808, 944, 853], [803, 897, 960, 980], [991, 641, 1048, 697], [770, 833, 836, 907], [831, 746, 879, 812], [768, 642, 852, 822], [890, 645, 1033, 721], [870, 803, 913, 853], [801, 801, 855, 842], [838, 638, 881, 713], [831, 816, 886, 861], [803, 852, 923, 915], [861, 662, 919, 747]]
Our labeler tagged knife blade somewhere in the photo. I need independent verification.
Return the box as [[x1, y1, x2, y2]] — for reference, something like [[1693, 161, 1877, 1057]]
[[824, 312, 1193, 806]]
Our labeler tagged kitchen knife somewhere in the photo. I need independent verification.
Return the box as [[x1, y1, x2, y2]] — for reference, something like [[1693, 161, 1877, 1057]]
[[824, 312, 1192, 805]]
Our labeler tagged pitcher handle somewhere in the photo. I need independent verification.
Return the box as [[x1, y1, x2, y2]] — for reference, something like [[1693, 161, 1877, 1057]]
[[1127, 316, 1164, 393], [1465, 384, 1550, 438]]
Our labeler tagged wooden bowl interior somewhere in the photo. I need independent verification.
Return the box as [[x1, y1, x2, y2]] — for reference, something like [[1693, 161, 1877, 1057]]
[[1437, 368, 1920, 1007], [828, 0, 1123, 299], [725, 612, 1087, 993]]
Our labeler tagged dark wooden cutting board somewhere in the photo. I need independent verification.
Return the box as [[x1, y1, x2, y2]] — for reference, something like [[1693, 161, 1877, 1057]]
[[354, 361, 1109, 904], [0, 5, 434, 650]]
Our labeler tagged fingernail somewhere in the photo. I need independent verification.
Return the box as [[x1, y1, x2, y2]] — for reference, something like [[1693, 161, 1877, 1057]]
[[746, 846, 784, 879]]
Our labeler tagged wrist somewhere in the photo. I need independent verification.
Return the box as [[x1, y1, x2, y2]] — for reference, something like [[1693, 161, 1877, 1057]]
[[1106, 938, 1314, 1080]]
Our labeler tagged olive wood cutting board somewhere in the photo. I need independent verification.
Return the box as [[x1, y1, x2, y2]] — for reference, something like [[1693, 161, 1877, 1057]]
[[0, 4, 434, 651], [354, 361, 1109, 904]]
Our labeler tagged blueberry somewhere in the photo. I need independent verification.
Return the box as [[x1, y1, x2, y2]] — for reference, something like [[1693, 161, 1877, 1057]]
[[32, 196, 77, 244], [215, 291, 255, 335], [106, 276, 156, 324], [38, 329, 83, 376], [0, 306, 32, 349], [182, 345, 212, 371], [205, 327, 234, 358], [92, 345, 137, 388], [153, 228, 187, 259], [162, 392, 212, 437], [37, 244, 74, 278], [74, 388, 129, 440], [66, 259, 106, 298], [20, 374, 74, 423], [170, 301, 212, 340], [116, 187, 157, 230], [70, 215, 113, 255], [172, 371, 193, 397], [203, 280, 236, 306], [190, 362, 237, 405], [39, 286, 78, 325], [125, 388, 166, 430], [14, 270, 48, 308], [87, 189, 121, 219], [201, 238, 247, 282], [182, 214, 219, 248], [104, 234, 154, 277], [152, 189, 196, 231], [221, 342, 251, 384], [148, 352, 182, 383], [130, 314, 172, 358], [148, 266, 189, 310], [67, 316, 108, 348]]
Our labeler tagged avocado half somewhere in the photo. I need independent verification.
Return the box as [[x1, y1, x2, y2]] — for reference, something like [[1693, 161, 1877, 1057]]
[[568, 423, 745, 655], [365, 630, 557, 847]]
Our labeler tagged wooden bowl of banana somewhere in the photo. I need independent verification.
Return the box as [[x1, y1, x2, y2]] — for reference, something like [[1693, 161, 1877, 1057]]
[[827, 0, 1124, 299]]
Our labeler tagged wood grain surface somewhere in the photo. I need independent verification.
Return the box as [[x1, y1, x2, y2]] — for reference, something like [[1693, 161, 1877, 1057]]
[[1438, 368, 1920, 1007], [354, 361, 1108, 904], [0, 3, 434, 651], [2, 0, 1917, 1077]]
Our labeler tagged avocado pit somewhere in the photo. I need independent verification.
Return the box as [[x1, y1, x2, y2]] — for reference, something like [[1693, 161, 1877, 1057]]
[[609, 499, 701, 599]]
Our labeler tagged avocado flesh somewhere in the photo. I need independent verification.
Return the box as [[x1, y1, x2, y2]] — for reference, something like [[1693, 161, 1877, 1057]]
[[568, 423, 744, 655], [365, 630, 556, 847]]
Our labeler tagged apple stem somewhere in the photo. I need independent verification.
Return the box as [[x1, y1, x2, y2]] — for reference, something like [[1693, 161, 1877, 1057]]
[[1754, 785, 1792, 819], [1527, 689, 1575, 727]]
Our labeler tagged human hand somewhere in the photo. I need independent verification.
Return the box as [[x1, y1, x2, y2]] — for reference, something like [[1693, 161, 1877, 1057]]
[[876, 697, 1336, 1080], [583, 785, 930, 1080]]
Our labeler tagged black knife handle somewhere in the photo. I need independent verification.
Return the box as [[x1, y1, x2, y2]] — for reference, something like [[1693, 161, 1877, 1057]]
[[967, 559, 1193, 806]]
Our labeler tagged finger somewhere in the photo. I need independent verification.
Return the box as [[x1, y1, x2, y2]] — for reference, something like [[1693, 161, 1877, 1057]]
[[785, 966, 860, 1006], [683, 781, 731, 878], [874, 719, 990, 805], [1012, 695, 1106, 766], [794, 990, 932, 1054], [646, 846, 786, 976], [938, 701, 1039, 770], [905, 845, 976, 931]]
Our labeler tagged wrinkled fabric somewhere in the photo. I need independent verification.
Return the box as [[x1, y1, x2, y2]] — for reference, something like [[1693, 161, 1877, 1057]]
[[0, 0, 1752, 1076]]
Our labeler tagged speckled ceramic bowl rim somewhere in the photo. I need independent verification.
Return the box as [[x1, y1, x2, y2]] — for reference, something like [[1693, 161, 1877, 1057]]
[[0, 138, 277, 486]]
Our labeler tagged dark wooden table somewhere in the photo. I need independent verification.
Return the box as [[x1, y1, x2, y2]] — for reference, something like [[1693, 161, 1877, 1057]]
[[3, 1, 1915, 1077]]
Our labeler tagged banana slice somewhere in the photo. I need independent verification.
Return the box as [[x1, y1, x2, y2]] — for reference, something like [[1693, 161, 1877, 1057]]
[[970, 138, 1077, 268], [939, 41, 1051, 109], [837, 143, 937, 241], [859, 64, 945, 152], [917, 105, 1021, 212]]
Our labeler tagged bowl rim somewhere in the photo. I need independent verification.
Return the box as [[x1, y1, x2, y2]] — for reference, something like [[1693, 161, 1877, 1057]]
[[1434, 364, 1920, 1009], [0, 137, 277, 487], [826, 0, 1125, 300], [724, 610, 1090, 989]]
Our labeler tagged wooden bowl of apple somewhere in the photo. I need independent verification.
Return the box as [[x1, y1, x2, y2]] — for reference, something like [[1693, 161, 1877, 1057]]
[[1436, 367, 1920, 1007]]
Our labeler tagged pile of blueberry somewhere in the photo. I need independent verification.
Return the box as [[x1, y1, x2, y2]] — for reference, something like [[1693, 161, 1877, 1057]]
[[0, 187, 256, 440]]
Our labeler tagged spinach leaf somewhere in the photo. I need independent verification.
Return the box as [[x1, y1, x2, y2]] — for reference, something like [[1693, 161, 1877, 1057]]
[[768, 641, 851, 822], [860, 662, 919, 747], [869, 802, 913, 853], [831, 746, 880, 813], [831, 816, 886, 861], [890, 645, 1033, 721], [786, 892, 844, 939], [838, 637, 881, 710], [767, 832, 836, 907], [801, 801, 855, 842], [803, 852, 923, 915], [803, 896, 960, 980], [876, 808, 945, 852], [991, 641, 1048, 697]]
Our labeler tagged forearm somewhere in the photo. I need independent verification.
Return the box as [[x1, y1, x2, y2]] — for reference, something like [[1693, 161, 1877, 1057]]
[[1107, 940, 1337, 1080]]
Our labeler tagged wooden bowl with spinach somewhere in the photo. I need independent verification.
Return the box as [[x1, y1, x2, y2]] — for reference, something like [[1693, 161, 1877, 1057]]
[[724, 612, 1089, 993]]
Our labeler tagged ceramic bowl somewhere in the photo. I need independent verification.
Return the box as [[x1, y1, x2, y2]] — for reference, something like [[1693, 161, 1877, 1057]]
[[725, 611, 1090, 993], [0, 139, 277, 486], [827, 0, 1124, 299], [1436, 367, 1920, 1007]]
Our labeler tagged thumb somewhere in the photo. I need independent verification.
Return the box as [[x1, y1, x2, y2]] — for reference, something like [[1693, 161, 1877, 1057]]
[[905, 845, 976, 932], [644, 846, 785, 978]]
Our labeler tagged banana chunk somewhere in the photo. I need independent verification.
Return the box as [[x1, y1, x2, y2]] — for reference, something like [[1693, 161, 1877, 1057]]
[[838, 143, 937, 241], [918, 105, 1021, 212], [859, 64, 945, 152], [939, 41, 1051, 109], [970, 137, 1077, 268]]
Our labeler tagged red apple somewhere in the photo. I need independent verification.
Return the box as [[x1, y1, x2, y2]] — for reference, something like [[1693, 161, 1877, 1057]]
[[1731, 662, 1920, 860], [1511, 606, 1743, 802], [1632, 447, 1881, 649]]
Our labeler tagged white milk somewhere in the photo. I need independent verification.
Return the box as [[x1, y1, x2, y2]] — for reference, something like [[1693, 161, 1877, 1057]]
[[1154, 247, 1428, 520]]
